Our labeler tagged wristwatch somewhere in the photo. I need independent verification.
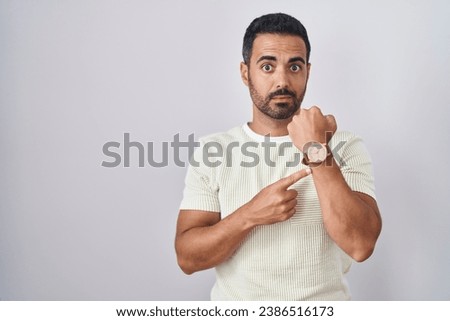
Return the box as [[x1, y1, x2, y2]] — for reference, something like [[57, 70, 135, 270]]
[[302, 141, 332, 166]]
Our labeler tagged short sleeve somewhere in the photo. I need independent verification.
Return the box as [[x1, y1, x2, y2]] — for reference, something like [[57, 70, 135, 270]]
[[179, 140, 221, 212], [330, 132, 377, 200]]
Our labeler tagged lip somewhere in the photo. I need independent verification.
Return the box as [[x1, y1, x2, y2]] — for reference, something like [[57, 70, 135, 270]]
[[272, 95, 293, 99]]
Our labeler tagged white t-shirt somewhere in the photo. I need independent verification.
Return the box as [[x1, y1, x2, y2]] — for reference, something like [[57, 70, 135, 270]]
[[180, 124, 376, 300]]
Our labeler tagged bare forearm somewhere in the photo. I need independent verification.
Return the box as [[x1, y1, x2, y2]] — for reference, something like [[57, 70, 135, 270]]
[[312, 159, 382, 261], [176, 209, 253, 274]]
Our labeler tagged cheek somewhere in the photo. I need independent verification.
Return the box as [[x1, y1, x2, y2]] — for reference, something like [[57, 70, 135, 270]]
[[292, 72, 307, 82], [249, 69, 272, 86], [250, 77, 268, 93], [293, 76, 307, 92], [254, 77, 273, 93]]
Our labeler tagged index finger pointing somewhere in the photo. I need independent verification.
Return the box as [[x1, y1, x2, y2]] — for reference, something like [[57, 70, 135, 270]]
[[275, 168, 312, 190]]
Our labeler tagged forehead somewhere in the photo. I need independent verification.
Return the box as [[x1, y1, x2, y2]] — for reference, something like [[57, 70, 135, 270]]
[[251, 33, 307, 62]]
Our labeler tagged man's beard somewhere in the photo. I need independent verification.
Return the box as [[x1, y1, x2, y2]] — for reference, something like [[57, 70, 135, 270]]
[[248, 77, 306, 120]]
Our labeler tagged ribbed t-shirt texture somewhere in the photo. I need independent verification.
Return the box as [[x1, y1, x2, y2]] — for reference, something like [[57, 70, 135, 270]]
[[180, 124, 376, 300]]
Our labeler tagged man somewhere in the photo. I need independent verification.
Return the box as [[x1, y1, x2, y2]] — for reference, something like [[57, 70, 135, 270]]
[[175, 13, 381, 300]]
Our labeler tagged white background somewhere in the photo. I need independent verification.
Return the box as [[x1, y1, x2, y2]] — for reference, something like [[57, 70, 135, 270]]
[[1, 0, 449, 300]]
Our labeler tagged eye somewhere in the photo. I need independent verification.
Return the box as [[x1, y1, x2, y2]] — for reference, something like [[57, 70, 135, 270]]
[[262, 64, 273, 72], [290, 64, 301, 72]]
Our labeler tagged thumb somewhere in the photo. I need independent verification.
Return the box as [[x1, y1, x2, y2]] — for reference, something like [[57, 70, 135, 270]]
[[274, 168, 311, 190]]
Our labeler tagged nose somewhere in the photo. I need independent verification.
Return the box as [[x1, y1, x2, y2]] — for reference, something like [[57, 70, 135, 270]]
[[274, 68, 289, 89]]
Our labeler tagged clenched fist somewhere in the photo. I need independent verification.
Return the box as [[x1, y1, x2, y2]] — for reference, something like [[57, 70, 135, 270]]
[[241, 168, 311, 226], [287, 106, 337, 151]]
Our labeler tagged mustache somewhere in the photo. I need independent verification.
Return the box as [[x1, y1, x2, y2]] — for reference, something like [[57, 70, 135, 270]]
[[268, 88, 297, 99]]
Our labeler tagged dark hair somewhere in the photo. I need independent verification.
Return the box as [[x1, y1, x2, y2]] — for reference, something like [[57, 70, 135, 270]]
[[242, 13, 311, 64]]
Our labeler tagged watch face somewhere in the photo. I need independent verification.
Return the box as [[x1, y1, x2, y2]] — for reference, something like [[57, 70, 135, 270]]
[[305, 142, 327, 163]]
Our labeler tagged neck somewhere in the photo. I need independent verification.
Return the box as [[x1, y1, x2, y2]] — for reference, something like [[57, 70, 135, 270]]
[[248, 106, 292, 137]]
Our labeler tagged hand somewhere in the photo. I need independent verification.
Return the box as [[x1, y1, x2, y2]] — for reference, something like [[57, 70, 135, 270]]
[[241, 169, 311, 226], [287, 106, 337, 151]]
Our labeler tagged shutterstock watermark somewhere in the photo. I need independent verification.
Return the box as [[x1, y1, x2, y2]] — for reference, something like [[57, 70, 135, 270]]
[[101, 133, 346, 168]]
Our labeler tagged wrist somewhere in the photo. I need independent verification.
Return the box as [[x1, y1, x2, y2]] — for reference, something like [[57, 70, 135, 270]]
[[302, 142, 332, 167], [232, 203, 258, 231]]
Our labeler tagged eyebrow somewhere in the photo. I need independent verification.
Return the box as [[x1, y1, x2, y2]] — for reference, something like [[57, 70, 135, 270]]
[[256, 55, 306, 65], [256, 55, 277, 63], [288, 56, 306, 65]]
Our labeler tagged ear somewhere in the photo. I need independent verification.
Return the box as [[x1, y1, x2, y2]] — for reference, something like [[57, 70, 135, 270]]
[[240, 62, 249, 87]]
